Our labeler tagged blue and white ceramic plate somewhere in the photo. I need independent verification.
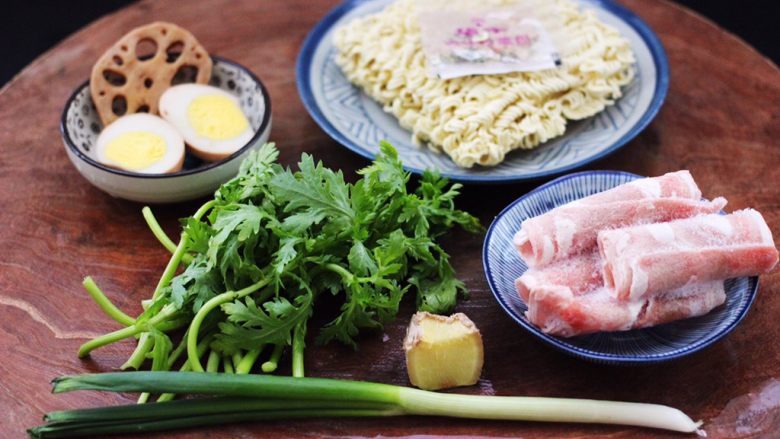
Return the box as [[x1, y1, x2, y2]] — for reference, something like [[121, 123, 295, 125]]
[[297, 0, 669, 183], [483, 171, 759, 364]]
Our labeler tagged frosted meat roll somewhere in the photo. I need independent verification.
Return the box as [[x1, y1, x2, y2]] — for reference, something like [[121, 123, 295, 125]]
[[510, 170, 777, 337], [599, 209, 779, 301], [515, 252, 602, 302], [513, 171, 724, 267], [516, 251, 727, 337], [526, 282, 727, 337]]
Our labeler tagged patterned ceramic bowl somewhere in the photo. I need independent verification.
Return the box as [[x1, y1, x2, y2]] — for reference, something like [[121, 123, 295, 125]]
[[297, 0, 669, 183], [61, 56, 272, 203], [483, 171, 759, 364]]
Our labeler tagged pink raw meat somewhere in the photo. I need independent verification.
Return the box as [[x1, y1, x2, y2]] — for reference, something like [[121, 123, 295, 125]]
[[513, 171, 713, 268], [513, 196, 727, 268], [600, 209, 779, 301], [515, 251, 728, 337], [515, 252, 603, 302], [525, 282, 726, 337], [566, 170, 701, 205]]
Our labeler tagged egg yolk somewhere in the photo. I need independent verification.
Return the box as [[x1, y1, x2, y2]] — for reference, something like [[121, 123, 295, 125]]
[[104, 131, 167, 170], [187, 94, 249, 140]]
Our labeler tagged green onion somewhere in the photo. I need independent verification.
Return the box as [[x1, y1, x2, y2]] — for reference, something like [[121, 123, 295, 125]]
[[30, 407, 396, 438], [292, 321, 306, 377], [43, 397, 394, 424], [30, 372, 702, 437]]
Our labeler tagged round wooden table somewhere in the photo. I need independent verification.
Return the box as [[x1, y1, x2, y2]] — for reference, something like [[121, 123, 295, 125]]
[[2, 0, 779, 437]]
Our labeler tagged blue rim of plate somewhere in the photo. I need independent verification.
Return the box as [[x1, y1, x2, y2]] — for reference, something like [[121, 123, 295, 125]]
[[482, 170, 759, 364], [296, 0, 670, 184]]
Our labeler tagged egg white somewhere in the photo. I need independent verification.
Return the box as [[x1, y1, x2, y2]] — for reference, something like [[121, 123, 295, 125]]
[[159, 84, 254, 162], [95, 113, 185, 174]]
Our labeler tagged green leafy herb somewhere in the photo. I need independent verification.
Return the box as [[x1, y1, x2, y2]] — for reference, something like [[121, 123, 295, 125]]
[[78, 142, 481, 385]]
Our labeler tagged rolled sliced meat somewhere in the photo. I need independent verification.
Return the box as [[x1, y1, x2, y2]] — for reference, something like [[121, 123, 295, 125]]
[[565, 170, 702, 205], [517, 250, 729, 337], [514, 196, 727, 268], [515, 252, 603, 302], [525, 282, 726, 337], [513, 171, 710, 268], [599, 209, 779, 301]]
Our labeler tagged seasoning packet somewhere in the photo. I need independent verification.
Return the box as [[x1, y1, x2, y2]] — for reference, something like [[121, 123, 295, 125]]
[[417, 0, 562, 79]]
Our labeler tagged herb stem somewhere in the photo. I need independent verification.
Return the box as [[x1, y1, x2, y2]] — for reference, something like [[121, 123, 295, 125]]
[[155, 318, 189, 333], [186, 279, 269, 372], [206, 351, 220, 373], [157, 334, 213, 403], [121, 333, 154, 370], [151, 237, 189, 301], [78, 305, 178, 358], [165, 329, 189, 370], [261, 344, 284, 373], [185, 292, 233, 372], [192, 200, 216, 221], [141, 207, 179, 259], [152, 394, 171, 402], [82, 277, 135, 326], [232, 353, 243, 371], [141, 201, 214, 266], [223, 357, 234, 374], [78, 326, 140, 359], [146, 201, 220, 301], [117, 200, 218, 398], [121, 321, 187, 379], [292, 322, 305, 378], [324, 263, 353, 282], [236, 348, 262, 374], [155, 393, 175, 403]]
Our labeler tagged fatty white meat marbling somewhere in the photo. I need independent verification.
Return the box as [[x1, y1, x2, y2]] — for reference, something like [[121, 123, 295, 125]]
[[599, 209, 779, 301], [516, 252, 726, 337], [515, 252, 603, 302], [513, 171, 722, 267], [526, 282, 727, 337], [511, 171, 778, 337]]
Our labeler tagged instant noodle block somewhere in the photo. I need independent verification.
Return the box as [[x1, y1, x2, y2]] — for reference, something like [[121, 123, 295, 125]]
[[333, 0, 635, 168]]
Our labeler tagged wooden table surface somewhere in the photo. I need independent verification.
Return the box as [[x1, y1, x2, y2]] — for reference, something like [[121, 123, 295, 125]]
[[2, 0, 780, 437]]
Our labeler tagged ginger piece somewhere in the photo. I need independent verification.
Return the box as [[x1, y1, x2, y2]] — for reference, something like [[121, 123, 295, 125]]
[[403, 311, 484, 391]]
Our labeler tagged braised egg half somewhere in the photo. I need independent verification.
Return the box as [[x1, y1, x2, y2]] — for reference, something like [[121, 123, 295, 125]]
[[159, 84, 253, 162], [95, 114, 185, 174]]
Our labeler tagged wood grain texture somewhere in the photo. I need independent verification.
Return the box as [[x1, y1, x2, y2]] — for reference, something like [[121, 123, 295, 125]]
[[1, 0, 779, 437]]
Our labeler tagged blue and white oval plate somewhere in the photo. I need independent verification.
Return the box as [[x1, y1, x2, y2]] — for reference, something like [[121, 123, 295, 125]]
[[482, 171, 759, 364], [297, 0, 670, 183]]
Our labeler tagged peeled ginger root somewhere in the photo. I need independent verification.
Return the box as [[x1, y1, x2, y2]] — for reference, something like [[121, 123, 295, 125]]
[[403, 311, 484, 391]]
